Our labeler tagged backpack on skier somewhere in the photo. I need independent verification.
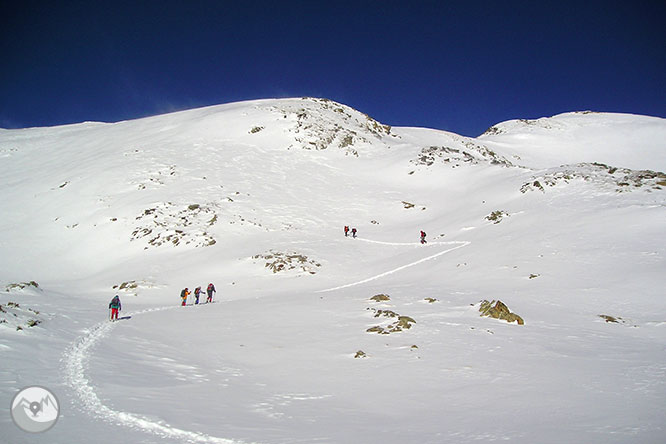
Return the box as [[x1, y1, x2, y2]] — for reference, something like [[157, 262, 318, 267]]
[[109, 295, 121, 321], [109, 295, 121, 310], [180, 288, 189, 306]]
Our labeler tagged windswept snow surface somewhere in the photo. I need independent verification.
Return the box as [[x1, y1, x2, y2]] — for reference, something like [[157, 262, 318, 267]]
[[479, 111, 666, 171], [1, 98, 665, 443]]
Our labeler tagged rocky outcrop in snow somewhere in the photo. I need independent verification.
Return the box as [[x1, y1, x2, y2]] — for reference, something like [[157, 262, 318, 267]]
[[479, 300, 524, 325], [266, 97, 393, 155], [253, 250, 322, 274], [520, 163, 666, 194]]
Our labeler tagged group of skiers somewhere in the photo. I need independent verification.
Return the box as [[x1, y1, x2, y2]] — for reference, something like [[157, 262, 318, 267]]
[[343, 226, 357, 238], [108, 282, 218, 320], [344, 226, 427, 244], [108, 227, 428, 319], [180, 283, 216, 306]]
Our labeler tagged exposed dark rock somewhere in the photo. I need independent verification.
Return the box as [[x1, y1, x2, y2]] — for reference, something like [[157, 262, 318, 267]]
[[253, 250, 321, 274], [370, 294, 390, 302], [5, 281, 40, 292], [479, 300, 524, 325], [486, 210, 509, 224]]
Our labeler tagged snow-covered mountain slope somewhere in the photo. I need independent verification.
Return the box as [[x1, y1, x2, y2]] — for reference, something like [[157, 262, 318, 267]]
[[480, 111, 666, 171], [1, 98, 665, 444]]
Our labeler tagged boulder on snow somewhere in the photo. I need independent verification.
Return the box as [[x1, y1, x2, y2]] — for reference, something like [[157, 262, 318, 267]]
[[479, 300, 524, 325], [369, 294, 390, 302], [370, 308, 398, 318], [366, 315, 416, 335], [598, 314, 634, 325], [396, 316, 416, 329], [486, 210, 509, 224]]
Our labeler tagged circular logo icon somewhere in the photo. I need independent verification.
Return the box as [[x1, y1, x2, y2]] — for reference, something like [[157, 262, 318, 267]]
[[10, 386, 60, 433]]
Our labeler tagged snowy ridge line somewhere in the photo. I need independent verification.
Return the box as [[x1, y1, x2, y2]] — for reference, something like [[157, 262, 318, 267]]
[[62, 305, 258, 444], [317, 241, 470, 293]]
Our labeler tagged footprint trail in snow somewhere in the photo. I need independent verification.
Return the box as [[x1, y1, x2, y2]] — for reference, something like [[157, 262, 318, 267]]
[[317, 239, 470, 293], [63, 306, 256, 444], [63, 238, 469, 442]]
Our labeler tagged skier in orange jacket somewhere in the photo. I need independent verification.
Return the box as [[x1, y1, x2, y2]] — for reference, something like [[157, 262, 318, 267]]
[[180, 288, 190, 306]]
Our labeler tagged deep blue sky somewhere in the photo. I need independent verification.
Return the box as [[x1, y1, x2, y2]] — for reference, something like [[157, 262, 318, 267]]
[[1, 1, 664, 136]]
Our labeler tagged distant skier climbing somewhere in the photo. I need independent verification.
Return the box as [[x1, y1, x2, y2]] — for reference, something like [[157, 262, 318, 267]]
[[108, 295, 121, 321], [180, 288, 190, 306], [344, 226, 349, 237], [206, 283, 216, 303], [194, 286, 202, 305], [351, 227, 357, 238], [420, 230, 427, 244]]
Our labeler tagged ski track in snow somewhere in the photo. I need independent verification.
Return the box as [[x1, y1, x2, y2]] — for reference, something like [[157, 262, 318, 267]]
[[63, 306, 256, 444], [63, 238, 469, 443], [317, 240, 470, 293]]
